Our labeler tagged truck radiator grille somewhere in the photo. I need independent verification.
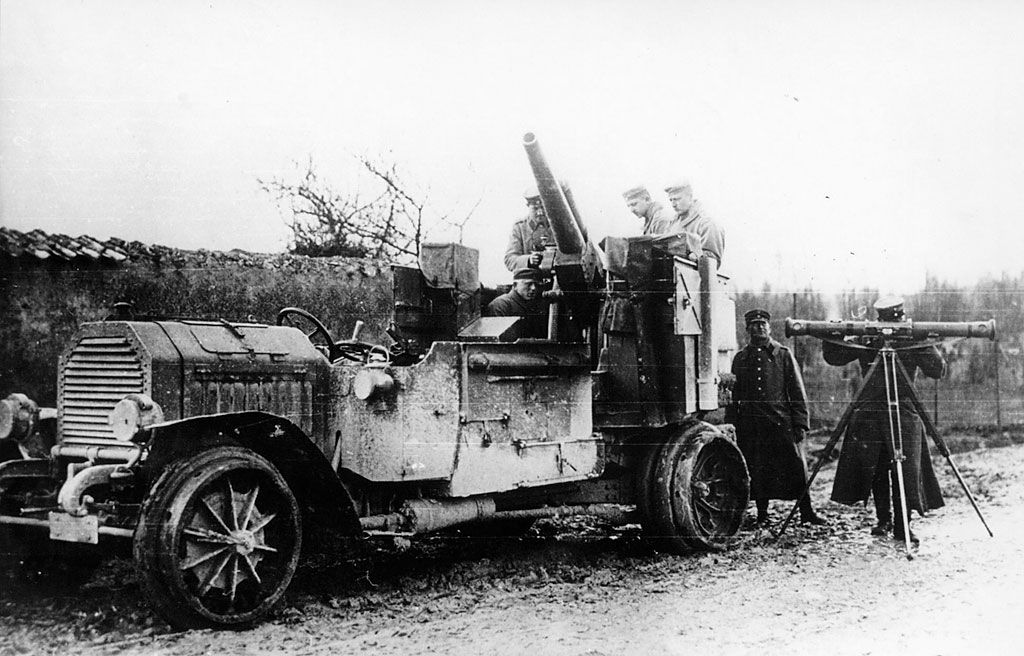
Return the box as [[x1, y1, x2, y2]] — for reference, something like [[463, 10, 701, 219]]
[[60, 335, 146, 440]]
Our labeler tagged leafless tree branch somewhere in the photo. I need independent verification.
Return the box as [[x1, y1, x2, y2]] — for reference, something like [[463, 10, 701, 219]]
[[260, 152, 480, 259]]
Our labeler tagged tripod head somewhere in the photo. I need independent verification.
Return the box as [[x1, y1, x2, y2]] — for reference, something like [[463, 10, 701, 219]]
[[785, 318, 996, 343]]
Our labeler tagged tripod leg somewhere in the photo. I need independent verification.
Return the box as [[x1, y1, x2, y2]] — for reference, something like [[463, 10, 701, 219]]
[[893, 357, 994, 537], [774, 354, 887, 540], [891, 460, 914, 560], [883, 350, 914, 560]]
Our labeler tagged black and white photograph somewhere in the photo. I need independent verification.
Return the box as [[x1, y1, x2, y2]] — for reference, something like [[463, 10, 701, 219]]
[[2, 1, 1023, 654]]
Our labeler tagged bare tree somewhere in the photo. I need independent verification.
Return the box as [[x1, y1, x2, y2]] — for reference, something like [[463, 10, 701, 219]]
[[259, 154, 478, 261]]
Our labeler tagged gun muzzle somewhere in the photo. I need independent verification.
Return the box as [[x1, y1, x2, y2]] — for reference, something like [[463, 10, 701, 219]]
[[522, 132, 585, 255]]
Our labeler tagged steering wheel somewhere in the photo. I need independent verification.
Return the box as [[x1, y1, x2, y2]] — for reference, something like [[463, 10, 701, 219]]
[[276, 307, 337, 357], [332, 339, 376, 362], [275, 307, 375, 362]]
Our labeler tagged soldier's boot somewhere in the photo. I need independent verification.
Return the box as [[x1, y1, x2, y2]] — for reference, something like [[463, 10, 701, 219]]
[[892, 506, 919, 545], [799, 495, 827, 525], [871, 470, 893, 536], [870, 518, 893, 536], [871, 499, 893, 536], [755, 498, 770, 526]]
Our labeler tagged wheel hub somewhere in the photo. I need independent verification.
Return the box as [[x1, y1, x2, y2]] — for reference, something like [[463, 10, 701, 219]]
[[229, 529, 258, 556]]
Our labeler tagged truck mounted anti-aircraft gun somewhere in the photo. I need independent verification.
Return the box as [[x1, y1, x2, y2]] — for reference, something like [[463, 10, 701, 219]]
[[0, 133, 747, 629]]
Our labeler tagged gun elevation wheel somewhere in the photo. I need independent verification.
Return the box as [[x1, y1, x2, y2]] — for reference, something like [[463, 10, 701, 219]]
[[645, 423, 749, 554], [134, 447, 301, 630]]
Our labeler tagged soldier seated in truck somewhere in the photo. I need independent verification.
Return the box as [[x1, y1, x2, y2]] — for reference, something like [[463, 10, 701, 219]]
[[484, 267, 549, 337]]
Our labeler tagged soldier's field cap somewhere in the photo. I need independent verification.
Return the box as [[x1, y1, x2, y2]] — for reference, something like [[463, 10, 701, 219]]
[[744, 308, 771, 323], [664, 179, 693, 194], [523, 185, 541, 202], [513, 267, 544, 281], [622, 185, 649, 200], [873, 295, 905, 312]]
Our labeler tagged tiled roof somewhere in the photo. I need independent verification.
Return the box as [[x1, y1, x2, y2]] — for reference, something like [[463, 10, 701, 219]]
[[0, 226, 388, 278], [0, 227, 129, 263]]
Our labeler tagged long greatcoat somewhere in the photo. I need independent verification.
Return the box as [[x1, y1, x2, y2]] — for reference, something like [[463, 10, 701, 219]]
[[503, 214, 553, 272], [823, 338, 946, 514], [726, 339, 810, 500]]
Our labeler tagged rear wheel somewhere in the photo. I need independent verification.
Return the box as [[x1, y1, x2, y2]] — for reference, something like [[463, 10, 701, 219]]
[[646, 423, 749, 553], [634, 430, 669, 536], [134, 447, 301, 629]]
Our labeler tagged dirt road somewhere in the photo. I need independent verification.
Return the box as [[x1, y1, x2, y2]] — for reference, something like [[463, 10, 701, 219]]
[[3, 438, 1023, 656]]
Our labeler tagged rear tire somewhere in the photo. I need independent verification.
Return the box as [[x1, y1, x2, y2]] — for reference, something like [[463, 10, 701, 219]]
[[634, 430, 670, 536], [134, 447, 301, 629], [647, 423, 749, 553]]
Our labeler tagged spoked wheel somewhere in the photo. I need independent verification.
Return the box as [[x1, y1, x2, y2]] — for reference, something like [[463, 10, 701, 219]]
[[134, 447, 301, 629], [646, 423, 749, 554]]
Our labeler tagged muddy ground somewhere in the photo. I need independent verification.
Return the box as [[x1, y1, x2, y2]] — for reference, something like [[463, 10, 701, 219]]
[[2, 431, 1024, 656]]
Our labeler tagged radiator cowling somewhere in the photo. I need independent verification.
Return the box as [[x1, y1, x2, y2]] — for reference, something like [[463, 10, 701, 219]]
[[57, 320, 329, 444]]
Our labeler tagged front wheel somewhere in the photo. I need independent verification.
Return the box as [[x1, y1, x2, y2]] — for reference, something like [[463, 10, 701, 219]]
[[134, 447, 301, 629], [646, 423, 749, 554]]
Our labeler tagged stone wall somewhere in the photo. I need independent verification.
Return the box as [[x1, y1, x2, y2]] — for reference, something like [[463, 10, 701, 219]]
[[0, 245, 393, 406]]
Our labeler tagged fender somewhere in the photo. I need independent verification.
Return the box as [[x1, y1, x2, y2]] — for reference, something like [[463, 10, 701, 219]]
[[139, 412, 362, 538]]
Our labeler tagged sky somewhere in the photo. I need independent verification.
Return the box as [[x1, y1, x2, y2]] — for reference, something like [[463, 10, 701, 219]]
[[2, 0, 1023, 301]]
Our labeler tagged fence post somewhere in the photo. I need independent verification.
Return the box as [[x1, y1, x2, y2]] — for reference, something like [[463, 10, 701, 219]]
[[995, 340, 1002, 432]]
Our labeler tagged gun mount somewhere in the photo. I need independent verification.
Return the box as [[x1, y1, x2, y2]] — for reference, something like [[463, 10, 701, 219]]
[[0, 133, 746, 630]]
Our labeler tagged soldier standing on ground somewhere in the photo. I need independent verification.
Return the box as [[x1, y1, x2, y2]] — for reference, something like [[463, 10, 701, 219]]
[[822, 296, 946, 544], [727, 309, 826, 527], [504, 186, 553, 272], [664, 179, 725, 265]]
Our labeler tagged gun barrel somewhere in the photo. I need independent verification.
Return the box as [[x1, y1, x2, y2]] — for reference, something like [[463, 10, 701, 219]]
[[785, 318, 997, 341], [522, 132, 585, 255]]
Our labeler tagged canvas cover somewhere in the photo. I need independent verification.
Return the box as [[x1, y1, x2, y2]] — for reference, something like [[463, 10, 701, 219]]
[[419, 242, 480, 292]]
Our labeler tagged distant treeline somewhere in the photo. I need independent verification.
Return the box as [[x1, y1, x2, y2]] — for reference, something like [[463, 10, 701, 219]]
[[733, 272, 1024, 428]]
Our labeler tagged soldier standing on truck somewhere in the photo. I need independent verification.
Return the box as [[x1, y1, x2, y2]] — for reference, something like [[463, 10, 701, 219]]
[[504, 186, 553, 271], [664, 179, 725, 264], [621, 185, 679, 236], [727, 309, 826, 527]]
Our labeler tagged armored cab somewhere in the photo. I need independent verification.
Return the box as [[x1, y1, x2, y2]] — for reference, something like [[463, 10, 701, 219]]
[[0, 133, 748, 630]]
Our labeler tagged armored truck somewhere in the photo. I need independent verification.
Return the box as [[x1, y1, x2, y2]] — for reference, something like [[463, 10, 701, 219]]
[[0, 134, 748, 629]]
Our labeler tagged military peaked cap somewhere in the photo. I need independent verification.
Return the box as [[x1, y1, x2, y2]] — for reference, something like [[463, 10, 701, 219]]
[[523, 185, 541, 202], [744, 308, 771, 323], [664, 179, 693, 195], [873, 295, 905, 312], [513, 267, 544, 282], [622, 185, 650, 200]]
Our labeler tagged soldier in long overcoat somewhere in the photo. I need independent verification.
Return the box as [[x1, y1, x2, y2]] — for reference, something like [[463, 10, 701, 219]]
[[726, 309, 825, 526], [823, 296, 946, 543]]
